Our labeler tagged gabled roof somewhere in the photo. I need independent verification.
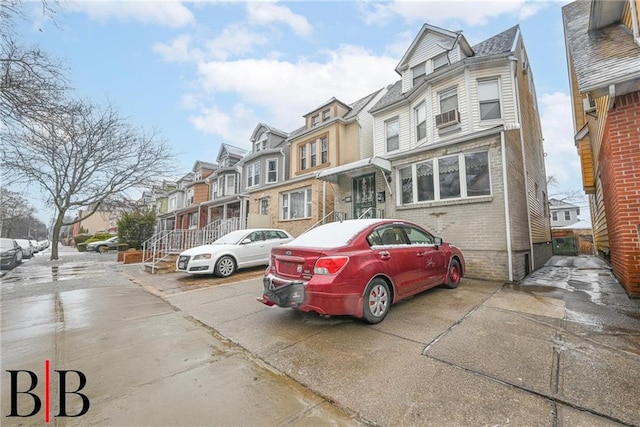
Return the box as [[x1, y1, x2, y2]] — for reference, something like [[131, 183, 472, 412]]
[[249, 123, 289, 142], [562, 0, 640, 98], [303, 97, 350, 118], [549, 198, 579, 210], [217, 143, 249, 160], [344, 87, 385, 120], [395, 24, 473, 74], [370, 24, 520, 115], [192, 160, 217, 172]]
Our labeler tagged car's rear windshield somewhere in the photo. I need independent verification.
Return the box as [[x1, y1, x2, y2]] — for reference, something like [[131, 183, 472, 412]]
[[287, 219, 381, 248]]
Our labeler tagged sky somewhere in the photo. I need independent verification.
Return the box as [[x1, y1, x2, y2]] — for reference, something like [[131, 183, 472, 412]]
[[13, 0, 589, 225]]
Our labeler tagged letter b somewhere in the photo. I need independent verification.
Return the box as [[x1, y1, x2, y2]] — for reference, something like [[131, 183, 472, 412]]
[[6, 370, 41, 417]]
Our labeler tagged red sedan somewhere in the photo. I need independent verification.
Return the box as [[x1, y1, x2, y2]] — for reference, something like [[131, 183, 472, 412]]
[[259, 219, 465, 323]]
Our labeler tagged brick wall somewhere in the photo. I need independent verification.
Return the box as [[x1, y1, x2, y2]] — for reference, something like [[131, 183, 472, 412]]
[[601, 91, 640, 296]]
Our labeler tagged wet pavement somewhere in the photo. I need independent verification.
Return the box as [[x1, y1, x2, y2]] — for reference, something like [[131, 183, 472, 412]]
[[2, 248, 639, 426], [0, 247, 360, 426]]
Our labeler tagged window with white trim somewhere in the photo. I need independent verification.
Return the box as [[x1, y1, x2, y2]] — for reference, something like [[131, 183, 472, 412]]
[[281, 187, 312, 220], [247, 162, 260, 188], [312, 115, 319, 127], [398, 151, 490, 205], [211, 180, 218, 199], [564, 210, 571, 220], [552, 212, 558, 221], [322, 109, 330, 121], [310, 141, 317, 167], [412, 62, 426, 86], [478, 79, 501, 120], [188, 212, 198, 229], [433, 53, 448, 71], [267, 159, 277, 183], [415, 102, 426, 142], [321, 137, 328, 164], [299, 145, 306, 170], [439, 87, 458, 114], [386, 117, 399, 152], [260, 198, 269, 215], [226, 175, 235, 195]]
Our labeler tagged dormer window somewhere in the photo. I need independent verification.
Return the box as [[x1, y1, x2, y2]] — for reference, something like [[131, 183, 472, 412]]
[[312, 115, 319, 127], [194, 171, 201, 181], [322, 109, 330, 121], [433, 53, 448, 72], [412, 63, 426, 87]]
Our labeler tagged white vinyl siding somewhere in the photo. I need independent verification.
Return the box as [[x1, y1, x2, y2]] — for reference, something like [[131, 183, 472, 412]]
[[401, 31, 460, 93]]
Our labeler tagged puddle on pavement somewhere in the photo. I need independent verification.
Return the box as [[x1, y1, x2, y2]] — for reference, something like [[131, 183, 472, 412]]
[[2, 263, 109, 285]]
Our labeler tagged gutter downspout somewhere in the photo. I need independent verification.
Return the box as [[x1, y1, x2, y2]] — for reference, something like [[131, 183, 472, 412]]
[[511, 57, 535, 274], [501, 130, 514, 282]]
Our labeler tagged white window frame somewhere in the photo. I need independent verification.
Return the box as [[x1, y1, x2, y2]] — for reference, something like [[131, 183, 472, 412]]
[[188, 212, 198, 229], [385, 117, 399, 152], [552, 211, 558, 221], [280, 187, 312, 220], [299, 145, 306, 170], [322, 109, 330, 121], [415, 102, 426, 143], [439, 87, 458, 114], [312, 115, 319, 127], [247, 162, 260, 188], [411, 62, 426, 87], [321, 137, 328, 164], [267, 158, 278, 183], [397, 151, 491, 205], [564, 210, 571, 221], [478, 78, 502, 121], [260, 198, 269, 215], [211, 180, 218, 199], [433, 53, 448, 71], [310, 141, 317, 167]]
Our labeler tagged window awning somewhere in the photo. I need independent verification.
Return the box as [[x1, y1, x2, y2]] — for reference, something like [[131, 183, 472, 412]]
[[316, 157, 392, 182]]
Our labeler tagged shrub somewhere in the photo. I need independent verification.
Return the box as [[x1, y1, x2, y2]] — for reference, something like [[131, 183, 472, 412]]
[[117, 243, 129, 252], [76, 243, 87, 252], [117, 210, 156, 250], [84, 232, 114, 244], [73, 234, 92, 245]]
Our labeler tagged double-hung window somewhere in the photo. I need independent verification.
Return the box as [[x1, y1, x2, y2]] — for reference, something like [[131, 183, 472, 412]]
[[433, 53, 448, 71], [247, 162, 260, 188], [440, 88, 458, 115], [300, 145, 306, 170], [260, 198, 269, 215], [310, 141, 317, 167], [564, 211, 571, 221], [411, 62, 426, 87], [322, 109, 330, 121], [281, 187, 312, 220], [267, 159, 277, 183], [478, 79, 501, 120], [415, 102, 426, 142], [321, 137, 328, 164], [386, 117, 399, 152]]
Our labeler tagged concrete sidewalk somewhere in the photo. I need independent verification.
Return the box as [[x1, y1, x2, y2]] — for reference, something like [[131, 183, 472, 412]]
[[125, 255, 640, 426], [0, 246, 361, 426]]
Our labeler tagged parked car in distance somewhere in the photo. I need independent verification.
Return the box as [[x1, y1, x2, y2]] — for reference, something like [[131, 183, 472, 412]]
[[176, 228, 295, 278], [0, 238, 24, 270], [14, 239, 35, 259], [259, 219, 465, 324], [86, 236, 119, 252]]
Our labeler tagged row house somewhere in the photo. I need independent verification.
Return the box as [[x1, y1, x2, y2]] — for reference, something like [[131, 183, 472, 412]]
[[139, 180, 177, 232], [563, 0, 640, 296], [241, 91, 387, 237], [203, 143, 248, 227], [319, 24, 552, 282], [174, 161, 217, 230]]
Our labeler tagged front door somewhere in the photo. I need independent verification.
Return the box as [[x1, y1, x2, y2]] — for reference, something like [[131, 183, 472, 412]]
[[353, 173, 376, 219]]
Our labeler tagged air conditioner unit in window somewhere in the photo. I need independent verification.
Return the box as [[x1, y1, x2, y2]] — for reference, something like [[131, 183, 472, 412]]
[[435, 109, 460, 128], [583, 94, 596, 113]]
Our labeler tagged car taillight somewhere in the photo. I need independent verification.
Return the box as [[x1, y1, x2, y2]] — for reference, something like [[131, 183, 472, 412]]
[[313, 256, 349, 275]]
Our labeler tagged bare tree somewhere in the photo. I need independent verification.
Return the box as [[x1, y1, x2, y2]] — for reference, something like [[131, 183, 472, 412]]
[[0, 188, 32, 237], [1, 99, 175, 259], [1, 0, 67, 132]]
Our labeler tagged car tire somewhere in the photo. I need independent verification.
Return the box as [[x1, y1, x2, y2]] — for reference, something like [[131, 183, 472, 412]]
[[214, 256, 236, 278], [9, 255, 16, 269], [363, 278, 391, 324], [443, 259, 461, 289]]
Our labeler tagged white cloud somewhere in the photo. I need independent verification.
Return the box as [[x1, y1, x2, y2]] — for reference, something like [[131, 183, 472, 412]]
[[204, 24, 269, 61], [246, 2, 312, 37], [189, 44, 398, 144], [539, 91, 583, 194], [70, 1, 195, 28], [359, 0, 548, 27], [153, 34, 202, 63]]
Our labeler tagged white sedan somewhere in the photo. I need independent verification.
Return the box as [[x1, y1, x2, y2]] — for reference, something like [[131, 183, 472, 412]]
[[176, 228, 294, 277]]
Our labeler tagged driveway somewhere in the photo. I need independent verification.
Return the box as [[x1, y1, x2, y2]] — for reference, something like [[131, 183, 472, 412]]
[[127, 255, 640, 426]]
